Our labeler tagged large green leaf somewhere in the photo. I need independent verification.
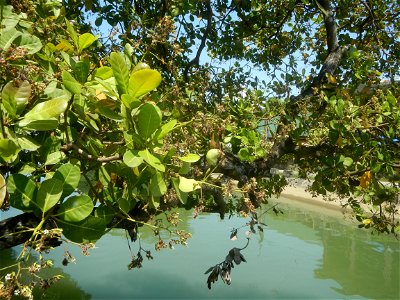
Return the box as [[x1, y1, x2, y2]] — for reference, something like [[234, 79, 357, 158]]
[[149, 172, 167, 197], [94, 205, 115, 224], [110, 52, 130, 96], [138, 149, 165, 172], [36, 178, 63, 213], [0, 174, 6, 208], [62, 70, 82, 94], [178, 176, 200, 193], [57, 195, 94, 222], [0, 28, 21, 50], [121, 93, 141, 109], [59, 216, 106, 243], [137, 103, 162, 139], [128, 69, 162, 99], [78, 33, 98, 53], [72, 59, 90, 84], [1, 80, 31, 117], [53, 163, 81, 198], [0, 139, 20, 163], [15, 33, 42, 54], [123, 150, 144, 168], [7, 174, 38, 211], [18, 98, 68, 128]]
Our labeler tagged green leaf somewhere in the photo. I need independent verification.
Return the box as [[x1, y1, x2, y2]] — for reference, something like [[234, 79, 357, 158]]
[[121, 93, 141, 109], [179, 153, 200, 163], [117, 198, 135, 214], [17, 136, 41, 151], [178, 176, 200, 193], [138, 149, 165, 172], [0, 139, 21, 163], [37, 178, 63, 213], [57, 195, 94, 222], [53, 163, 81, 198], [78, 33, 98, 53], [0, 174, 6, 208], [15, 33, 42, 54], [123, 150, 144, 168], [149, 172, 167, 197], [19, 119, 59, 131], [0, 28, 21, 50], [155, 119, 177, 140], [1, 80, 31, 117], [110, 52, 130, 96], [172, 178, 188, 204], [44, 151, 66, 165], [94, 66, 113, 80], [73, 59, 90, 84], [62, 70, 82, 94], [137, 103, 162, 139], [128, 69, 162, 99], [94, 205, 115, 224], [19, 98, 68, 127], [7, 174, 38, 211], [341, 156, 353, 167], [65, 19, 79, 48], [59, 216, 106, 243], [179, 161, 191, 175], [20, 98, 68, 120]]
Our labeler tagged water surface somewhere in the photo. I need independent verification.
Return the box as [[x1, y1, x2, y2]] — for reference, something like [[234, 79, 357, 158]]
[[1, 197, 399, 299]]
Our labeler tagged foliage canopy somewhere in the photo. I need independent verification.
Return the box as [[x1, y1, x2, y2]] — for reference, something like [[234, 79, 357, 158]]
[[0, 0, 399, 296]]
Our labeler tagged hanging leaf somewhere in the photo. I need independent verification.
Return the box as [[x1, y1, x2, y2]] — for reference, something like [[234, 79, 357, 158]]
[[53, 163, 81, 198], [178, 176, 200, 193], [62, 70, 82, 94], [149, 172, 167, 197], [123, 150, 144, 168], [57, 195, 94, 222], [137, 103, 162, 139], [110, 52, 130, 96], [36, 178, 63, 213], [44, 151, 66, 165], [179, 153, 200, 163], [171, 178, 188, 204], [78, 33, 98, 53], [59, 216, 106, 243], [138, 149, 165, 172], [128, 69, 162, 99], [72, 59, 90, 84], [7, 174, 38, 211]]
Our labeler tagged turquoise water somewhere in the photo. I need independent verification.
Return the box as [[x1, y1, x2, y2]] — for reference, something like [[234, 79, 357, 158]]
[[1, 197, 399, 299]]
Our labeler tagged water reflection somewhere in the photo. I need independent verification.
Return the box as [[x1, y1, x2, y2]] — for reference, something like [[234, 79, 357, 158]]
[[1, 198, 399, 299]]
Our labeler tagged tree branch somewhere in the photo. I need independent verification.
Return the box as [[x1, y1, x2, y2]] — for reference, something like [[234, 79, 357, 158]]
[[183, 0, 213, 80], [61, 143, 122, 162]]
